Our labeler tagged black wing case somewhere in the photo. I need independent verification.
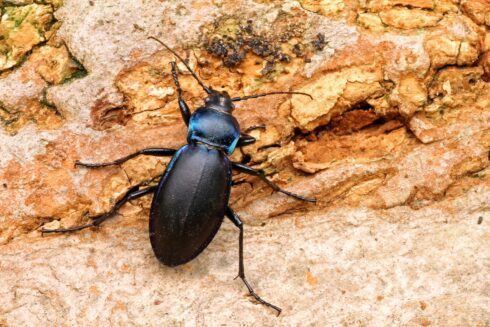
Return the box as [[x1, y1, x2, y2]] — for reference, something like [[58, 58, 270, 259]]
[[149, 144, 232, 266]]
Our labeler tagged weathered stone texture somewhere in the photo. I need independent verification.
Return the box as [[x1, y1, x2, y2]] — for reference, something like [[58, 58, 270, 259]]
[[0, 0, 489, 326]]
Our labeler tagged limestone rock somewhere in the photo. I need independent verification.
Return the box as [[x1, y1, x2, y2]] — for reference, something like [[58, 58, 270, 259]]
[[0, 0, 489, 326]]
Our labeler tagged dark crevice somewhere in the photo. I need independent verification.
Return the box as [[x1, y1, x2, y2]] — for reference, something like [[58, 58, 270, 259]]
[[291, 104, 407, 145], [349, 100, 372, 111], [39, 88, 63, 117], [426, 45, 485, 88], [60, 54, 88, 84], [239, 152, 251, 164], [388, 4, 442, 11]]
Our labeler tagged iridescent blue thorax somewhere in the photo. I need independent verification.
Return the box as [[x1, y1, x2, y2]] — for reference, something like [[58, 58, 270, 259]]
[[187, 107, 240, 155]]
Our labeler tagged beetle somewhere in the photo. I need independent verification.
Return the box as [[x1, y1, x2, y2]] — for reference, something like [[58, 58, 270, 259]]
[[41, 37, 315, 314]]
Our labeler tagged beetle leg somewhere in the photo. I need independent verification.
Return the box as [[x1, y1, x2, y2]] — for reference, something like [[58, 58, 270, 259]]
[[170, 61, 191, 126], [237, 125, 266, 162], [225, 206, 282, 315], [237, 135, 256, 164], [237, 135, 256, 147], [41, 185, 158, 234], [243, 124, 266, 134], [76, 148, 176, 168], [231, 163, 316, 202], [237, 124, 267, 147]]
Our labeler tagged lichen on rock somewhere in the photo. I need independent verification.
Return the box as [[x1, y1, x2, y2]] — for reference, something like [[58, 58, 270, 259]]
[[0, 3, 55, 70]]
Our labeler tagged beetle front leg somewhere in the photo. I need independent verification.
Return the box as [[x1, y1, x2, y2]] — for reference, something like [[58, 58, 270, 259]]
[[237, 124, 267, 163], [237, 124, 266, 147], [76, 148, 176, 168], [225, 206, 282, 315], [41, 185, 158, 234], [237, 135, 256, 147], [231, 162, 316, 202], [170, 61, 191, 126]]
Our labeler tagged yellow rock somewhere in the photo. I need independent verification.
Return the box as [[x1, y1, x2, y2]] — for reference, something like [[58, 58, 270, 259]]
[[0, 4, 54, 70], [379, 8, 442, 30], [357, 13, 385, 33], [291, 65, 383, 131]]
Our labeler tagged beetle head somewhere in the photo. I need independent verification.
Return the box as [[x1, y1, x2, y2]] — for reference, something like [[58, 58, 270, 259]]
[[204, 89, 235, 113]]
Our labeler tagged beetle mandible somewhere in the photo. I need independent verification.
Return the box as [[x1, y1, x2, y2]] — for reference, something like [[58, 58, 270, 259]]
[[41, 37, 316, 314]]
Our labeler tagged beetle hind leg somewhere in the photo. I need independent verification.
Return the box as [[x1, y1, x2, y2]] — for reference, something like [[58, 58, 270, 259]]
[[41, 185, 158, 234], [225, 206, 282, 315]]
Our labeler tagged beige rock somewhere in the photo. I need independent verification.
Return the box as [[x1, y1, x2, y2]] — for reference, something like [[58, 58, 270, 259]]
[[291, 64, 384, 131], [372, 0, 434, 9], [379, 8, 443, 30], [462, 0, 490, 26], [0, 0, 489, 325], [357, 13, 385, 33], [396, 74, 427, 116], [299, 0, 346, 17], [424, 15, 481, 69], [484, 31, 490, 52]]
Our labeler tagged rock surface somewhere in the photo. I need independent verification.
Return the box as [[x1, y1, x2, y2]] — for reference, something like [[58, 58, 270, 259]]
[[0, 0, 489, 326]]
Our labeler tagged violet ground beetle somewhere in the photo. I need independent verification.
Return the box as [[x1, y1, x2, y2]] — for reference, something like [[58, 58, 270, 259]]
[[42, 36, 316, 315]]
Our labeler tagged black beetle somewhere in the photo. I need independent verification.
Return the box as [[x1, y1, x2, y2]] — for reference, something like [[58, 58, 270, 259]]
[[41, 37, 315, 314]]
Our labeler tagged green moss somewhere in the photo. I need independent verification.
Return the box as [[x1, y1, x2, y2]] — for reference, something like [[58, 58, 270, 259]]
[[471, 173, 486, 179], [38, 88, 56, 110], [0, 102, 19, 127], [62, 68, 87, 83], [0, 3, 54, 71]]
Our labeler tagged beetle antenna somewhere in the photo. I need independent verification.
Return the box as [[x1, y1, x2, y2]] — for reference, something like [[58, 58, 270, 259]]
[[231, 91, 313, 102], [148, 36, 212, 94]]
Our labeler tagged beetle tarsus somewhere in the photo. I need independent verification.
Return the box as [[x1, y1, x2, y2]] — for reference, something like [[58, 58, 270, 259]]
[[277, 188, 316, 203], [240, 275, 282, 316], [41, 221, 99, 234], [225, 206, 282, 315]]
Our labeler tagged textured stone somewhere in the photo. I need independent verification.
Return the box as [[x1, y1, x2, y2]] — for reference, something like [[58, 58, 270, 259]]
[[462, 0, 490, 26], [291, 64, 384, 131], [0, 0, 489, 326], [369, 0, 435, 10], [299, 0, 346, 17], [379, 8, 443, 29], [357, 13, 385, 32], [424, 15, 481, 69]]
